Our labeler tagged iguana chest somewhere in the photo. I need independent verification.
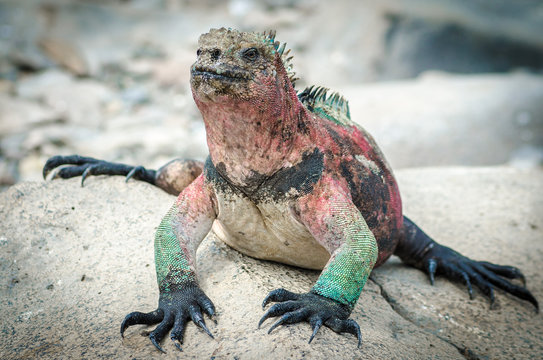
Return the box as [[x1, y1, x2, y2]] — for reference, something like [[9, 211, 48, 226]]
[[210, 190, 330, 270], [204, 152, 331, 270]]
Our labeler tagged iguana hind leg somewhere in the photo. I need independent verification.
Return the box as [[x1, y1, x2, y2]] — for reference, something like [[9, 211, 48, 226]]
[[395, 216, 538, 311], [43, 155, 203, 195]]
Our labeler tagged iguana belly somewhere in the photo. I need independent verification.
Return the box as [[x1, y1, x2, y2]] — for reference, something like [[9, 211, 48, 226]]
[[210, 191, 330, 270]]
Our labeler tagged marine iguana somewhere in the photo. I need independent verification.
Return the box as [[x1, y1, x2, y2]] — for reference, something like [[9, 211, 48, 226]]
[[43, 28, 538, 352]]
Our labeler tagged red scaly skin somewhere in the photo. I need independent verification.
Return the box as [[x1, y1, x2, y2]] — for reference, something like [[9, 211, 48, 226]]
[[191, 28, 402, 267]]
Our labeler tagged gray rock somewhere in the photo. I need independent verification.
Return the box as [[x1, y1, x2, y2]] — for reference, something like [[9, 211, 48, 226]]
[[15, 69, 73, 100], [379, 0, 543, 49], [340, 73, 543, 169], [1, 167, 541, 358], [13, 69, 115, 127], [0, 95, 62, 137], [38, 37, 90, 76], [0, 1, 53, 72], [39, 79, 114, 128], [0, 157, 17, 187]]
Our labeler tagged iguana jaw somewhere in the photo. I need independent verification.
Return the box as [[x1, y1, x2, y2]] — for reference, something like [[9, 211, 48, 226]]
[[191, 64, 252, 82], [190, 64, 254, 101]]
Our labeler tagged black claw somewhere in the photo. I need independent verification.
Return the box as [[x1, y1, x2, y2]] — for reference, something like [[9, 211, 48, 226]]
[[259, 301, 301, 328], [467, 269, 496, 307], [197, 320, 214, 339], [267, 316, 286, 334], [472, 262, 539, 311], [120, 310, 163, 338], [54, 165, 86, 180], [43, 155, 99, 179], [147, 311, 174, 352], [150, 333, 167, 354], [324, 317, 362, 347], [170, 312, 187, 348], [478, 261, 526, 286], [121, 284, 215, 352], [262, 288, 299, 309], [81, 165, 95, 187], [198, 297, 216, 317], [260, 290, 360, 346], [189, 304, 214, 338], [172, 339, 183, 352], [426, 258, 437, 285], [455, 263, 474, 299], [308, 317, 323, 344], [441, 262, 475, 300], [126, 166, 145, 182], [268, 309, 310, 334], [170, 335, 184, 352], [489, 288, 496, 308], [465, 274, 474, 300], [345, 319, 362, 348], [402, 218, 539, 313]]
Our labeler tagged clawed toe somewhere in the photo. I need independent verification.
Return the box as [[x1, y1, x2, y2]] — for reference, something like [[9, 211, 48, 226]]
[[260, 289, 361, 346], [121, 310, 163, 338], [422, 243, 538, 312], [120, 286, 216, 353], [42, 155, 157, 186]]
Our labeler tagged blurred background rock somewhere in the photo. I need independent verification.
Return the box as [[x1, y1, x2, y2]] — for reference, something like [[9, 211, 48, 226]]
[[1, 0, 542, 190]]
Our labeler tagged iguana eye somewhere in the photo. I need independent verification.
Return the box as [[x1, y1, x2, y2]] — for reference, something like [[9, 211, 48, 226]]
[[196, 49, 201, 56], [243, 48, 259, 61]]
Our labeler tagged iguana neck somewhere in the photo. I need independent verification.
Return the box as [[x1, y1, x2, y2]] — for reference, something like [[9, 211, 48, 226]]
[[194, 86, 312, 189]]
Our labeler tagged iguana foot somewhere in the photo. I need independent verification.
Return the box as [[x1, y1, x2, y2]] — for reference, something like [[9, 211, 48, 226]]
[[396, 216, 539, 312], [43, 155, 156, 186], [259, 288, 361, 347], [121, 284, 215, 353], [421, 242, 539, 311]]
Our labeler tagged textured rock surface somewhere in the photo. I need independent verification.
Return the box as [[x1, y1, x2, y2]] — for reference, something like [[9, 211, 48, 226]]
[[1, 167, 541, 359], [378, 167, 543, 359], [341, 73, 543, 169]]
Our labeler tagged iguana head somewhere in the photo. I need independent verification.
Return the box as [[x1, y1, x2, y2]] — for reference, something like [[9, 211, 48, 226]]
[[190, 27, 297, 103], [190, 28, 310, 186]]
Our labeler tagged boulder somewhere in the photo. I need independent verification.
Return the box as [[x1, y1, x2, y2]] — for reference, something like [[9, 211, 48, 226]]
[[1, 167, 541, 359], [341, 73, 543, 169]]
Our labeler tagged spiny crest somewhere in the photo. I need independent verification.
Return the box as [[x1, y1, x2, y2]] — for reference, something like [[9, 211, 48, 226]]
[[297, 85, 352, 126], [261, 30, 299, 86]]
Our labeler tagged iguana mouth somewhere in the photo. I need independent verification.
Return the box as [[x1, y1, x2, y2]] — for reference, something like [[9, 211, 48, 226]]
[[191, 65, 252, 82]]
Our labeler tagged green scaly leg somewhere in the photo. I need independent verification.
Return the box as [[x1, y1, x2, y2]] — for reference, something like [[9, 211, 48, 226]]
[[259, 179, 377, 346]]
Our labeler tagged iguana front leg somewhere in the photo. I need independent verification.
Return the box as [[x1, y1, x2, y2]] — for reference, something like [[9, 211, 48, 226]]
[[121, 174, 217, 352], [259, 176, 378, 346]]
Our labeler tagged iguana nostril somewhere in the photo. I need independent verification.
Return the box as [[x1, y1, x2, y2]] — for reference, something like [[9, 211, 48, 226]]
[[211, 48, 221, 60]]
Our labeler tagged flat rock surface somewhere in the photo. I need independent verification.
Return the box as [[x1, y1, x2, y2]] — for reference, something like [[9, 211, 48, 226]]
[[1, 167, 542, 359]]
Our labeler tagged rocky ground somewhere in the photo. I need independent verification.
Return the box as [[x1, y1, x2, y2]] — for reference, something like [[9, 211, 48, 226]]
[[1, 169, 541, 359], [1, 0, 542, 359]]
